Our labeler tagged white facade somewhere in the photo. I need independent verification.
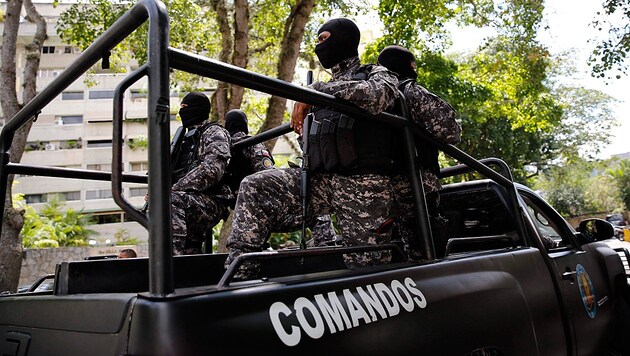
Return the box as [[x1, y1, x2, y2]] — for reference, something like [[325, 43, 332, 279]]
[[1, 2, 301, 244], [0, 3, 186, 243]]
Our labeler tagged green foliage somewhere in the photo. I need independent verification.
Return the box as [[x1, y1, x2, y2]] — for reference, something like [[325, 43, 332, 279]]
[[56, 0, 217, 86], [15, 195, 95, 248], [608, 159, 630, 210], [114, 228, 138, 246], [268, 231, 301, 249], [127, 135, 148, 151], [589, 0, 630, 79], [534, 158, 624, 217]]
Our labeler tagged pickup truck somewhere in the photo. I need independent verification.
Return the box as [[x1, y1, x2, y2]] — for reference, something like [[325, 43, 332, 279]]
[[1, 1, 629, 355]]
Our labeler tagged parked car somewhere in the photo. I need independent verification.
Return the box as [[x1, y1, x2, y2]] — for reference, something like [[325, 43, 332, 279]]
[[606, 213, 628, 240]]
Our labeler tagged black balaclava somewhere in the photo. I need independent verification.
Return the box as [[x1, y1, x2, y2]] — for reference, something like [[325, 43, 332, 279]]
[[315, 18, 361, 69], [377, 45, 418, 80], [224, 109, 249, 135], [179, 92, 210, 128]]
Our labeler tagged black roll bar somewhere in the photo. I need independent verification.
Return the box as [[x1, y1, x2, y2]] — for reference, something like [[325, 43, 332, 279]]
[[4, 164, 148, 184], [0, 0, 532, 297], [396, 93, 434, 260], [231, 123, 293, 151], [0, 0, 173, 296], [169, 47, 529, 258], [218, 244, 406, 288], [112, 65, 149, 229]]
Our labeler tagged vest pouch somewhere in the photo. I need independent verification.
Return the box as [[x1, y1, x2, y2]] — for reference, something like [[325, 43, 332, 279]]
[[336, 114, 358, 168], [307, 118, 323, 172], [320, 116, 340, 171]]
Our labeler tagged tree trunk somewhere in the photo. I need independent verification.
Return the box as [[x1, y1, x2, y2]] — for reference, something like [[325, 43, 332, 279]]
[[217, 212, 232, 253], [0, 0, 46, 293], [259, 0, 316, 151], [210, 0, 232, 122], [227, 0, 249, 113]]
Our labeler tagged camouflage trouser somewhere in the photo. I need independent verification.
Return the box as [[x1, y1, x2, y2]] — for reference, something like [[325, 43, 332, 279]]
[[172, 191, 228, 255], [226, 168, 393, 275], [391, 172, 441, 260]]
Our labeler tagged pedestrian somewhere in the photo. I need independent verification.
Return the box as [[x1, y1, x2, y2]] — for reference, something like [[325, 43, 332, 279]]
[[171, 92, 232, 255], [377, 45, 462, 259], [117, 249, 137, 259], [225, 18, 399, 278]]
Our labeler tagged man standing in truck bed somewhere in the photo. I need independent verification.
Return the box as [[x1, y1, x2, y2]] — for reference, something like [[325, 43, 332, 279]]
[[377, 45, 461, 259], [225, 18, 399, 277], [171, 92, 232, 255]]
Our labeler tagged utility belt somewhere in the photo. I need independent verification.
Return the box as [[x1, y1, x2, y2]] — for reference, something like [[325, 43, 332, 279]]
[[307, 107, 393, 175]]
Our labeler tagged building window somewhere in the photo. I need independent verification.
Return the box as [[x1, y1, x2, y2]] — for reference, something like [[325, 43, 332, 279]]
[[130, 161, 148, 171], [86, 189, 112, 200], [86, 140, 112, 148], [86, 163, 112, 171], [24, 194, 47, 204], [62, 91, 84, 100], [88, 90, 115, 100], [94, 213, 122, 224], [38, 69, 64, 78], [59, 115, 83, 124], [129, 187, 148, 197], [64, 46, 72, 54], [62, 191, 81, 201], [25, 141, 48, 151], [42, 46, 56, 54], [59, 140, 82, 150]]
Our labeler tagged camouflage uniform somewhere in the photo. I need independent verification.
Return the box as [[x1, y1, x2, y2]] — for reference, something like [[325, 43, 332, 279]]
[[231, 131, 274, 174], [171, 122, 232, 255], [392, 81, 461, 258], [226, 56, 399, 274]]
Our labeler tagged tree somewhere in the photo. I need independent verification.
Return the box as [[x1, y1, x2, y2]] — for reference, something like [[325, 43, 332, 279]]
[[589, 0, 630, 79], [608, 159, 630, 210], [366, 0, 618, 181], [0, 0, 47, 292], [534, 158, 623, 217], [16, 195, 95, 248]]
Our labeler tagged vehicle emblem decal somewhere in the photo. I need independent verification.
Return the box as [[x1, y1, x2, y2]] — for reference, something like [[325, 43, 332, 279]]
[[576, 264, 597, 319]]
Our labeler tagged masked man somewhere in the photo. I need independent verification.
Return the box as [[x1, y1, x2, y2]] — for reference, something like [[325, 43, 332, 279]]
[[225, 18, 399, 278], [378, 45, 462, 259], [171, 92, 232, 255]]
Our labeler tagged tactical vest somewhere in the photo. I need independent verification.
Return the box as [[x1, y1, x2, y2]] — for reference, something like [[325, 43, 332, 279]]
[[171, 124, 208, 184], [395, 79, 440, 176], [307, 65, 394, 175], [221, 139, 274, 193]]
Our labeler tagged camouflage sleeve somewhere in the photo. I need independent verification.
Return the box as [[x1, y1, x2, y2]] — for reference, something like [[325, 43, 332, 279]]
[[406, 83, 462, 144], [248, 143, 275, 172], [311, 65, 399, 115], [172, 126, 231, 192]]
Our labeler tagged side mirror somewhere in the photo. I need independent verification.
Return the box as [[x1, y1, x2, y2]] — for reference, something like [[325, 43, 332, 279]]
[[578, 218, 615, 242]]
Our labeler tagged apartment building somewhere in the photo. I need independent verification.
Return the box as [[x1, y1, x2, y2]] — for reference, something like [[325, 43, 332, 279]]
[[1, 2, 299, 244]]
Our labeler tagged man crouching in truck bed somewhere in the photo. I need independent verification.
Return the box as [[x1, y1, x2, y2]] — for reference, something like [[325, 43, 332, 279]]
[[170, 92, 232, 255], [225, 18, 399, 278]]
